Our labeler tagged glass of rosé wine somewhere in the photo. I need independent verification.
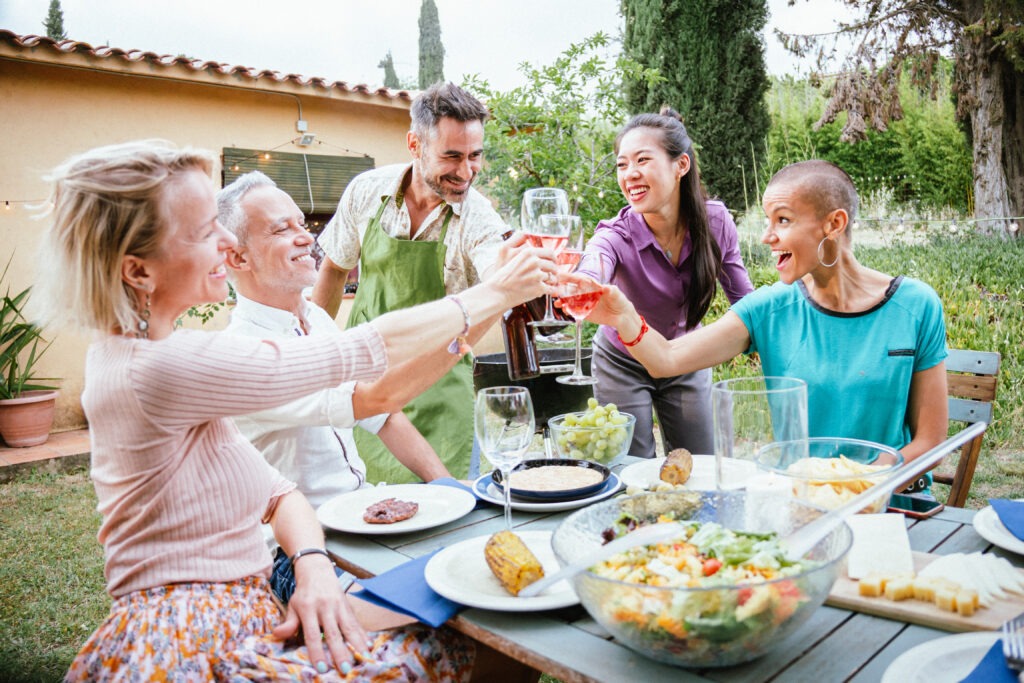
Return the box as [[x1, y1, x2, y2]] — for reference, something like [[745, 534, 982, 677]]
[[521, 189, 572, 336], [535, 213, 585, 343], [554, 252, 605, 386]]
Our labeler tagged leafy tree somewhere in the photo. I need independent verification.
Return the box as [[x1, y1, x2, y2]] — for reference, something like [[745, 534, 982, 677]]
[[418, 0, 445, 89], [764, 66, 973, 213], [777, 0, 1024, 237], [463, 33, 660, 232], [378, 50, 400, 89], [43, 0, 67, 41], [620, 0, 771, 211]]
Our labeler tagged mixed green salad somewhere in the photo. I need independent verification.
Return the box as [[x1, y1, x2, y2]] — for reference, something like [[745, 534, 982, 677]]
[[586, 513, 823, 665]]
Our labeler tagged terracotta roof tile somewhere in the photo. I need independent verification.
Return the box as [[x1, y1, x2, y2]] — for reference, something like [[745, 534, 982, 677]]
[[0, 29, 414, 103]]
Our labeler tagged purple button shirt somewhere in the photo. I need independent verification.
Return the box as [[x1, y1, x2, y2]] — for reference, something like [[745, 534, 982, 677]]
[[584, 201, 754, 357]]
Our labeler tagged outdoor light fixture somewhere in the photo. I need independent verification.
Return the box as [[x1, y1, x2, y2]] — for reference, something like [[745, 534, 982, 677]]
[[297, 133, 316, 147]]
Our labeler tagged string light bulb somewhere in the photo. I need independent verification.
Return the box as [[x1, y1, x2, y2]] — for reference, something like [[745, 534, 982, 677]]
[[4, 201, 9, 210], [263, 152, 271, 160]]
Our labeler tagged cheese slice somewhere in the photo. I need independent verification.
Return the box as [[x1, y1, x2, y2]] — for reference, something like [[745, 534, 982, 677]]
[[846, 513, 914, 580]]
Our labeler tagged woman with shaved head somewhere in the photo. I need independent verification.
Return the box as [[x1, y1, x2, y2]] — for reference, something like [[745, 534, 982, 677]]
[[584, 159, 948, 479]]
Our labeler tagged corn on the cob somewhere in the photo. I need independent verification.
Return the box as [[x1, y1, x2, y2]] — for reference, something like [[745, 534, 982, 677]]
[[484, 530, 545, 596]]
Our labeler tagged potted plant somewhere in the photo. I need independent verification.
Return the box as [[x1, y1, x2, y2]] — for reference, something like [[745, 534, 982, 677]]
[[0, 258, 60, 447]]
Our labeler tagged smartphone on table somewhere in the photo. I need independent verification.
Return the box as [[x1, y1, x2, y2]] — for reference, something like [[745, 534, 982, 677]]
[[887, 493, 945, 519]]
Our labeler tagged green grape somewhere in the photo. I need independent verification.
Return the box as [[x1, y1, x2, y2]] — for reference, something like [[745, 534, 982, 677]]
[[552, 400, 634, 464]]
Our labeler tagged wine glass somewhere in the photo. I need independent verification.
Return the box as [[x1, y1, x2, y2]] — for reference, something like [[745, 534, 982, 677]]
[[553, 253, 605, 386], [521, 188, 572, 335], [475, 386, 536, 529], [520, 187, 570, 232], [534, 214, 583, 343], [711, 376, 808, 490]]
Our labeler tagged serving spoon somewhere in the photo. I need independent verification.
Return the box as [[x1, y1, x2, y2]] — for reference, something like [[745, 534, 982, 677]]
[[519, 422, 987, 597]]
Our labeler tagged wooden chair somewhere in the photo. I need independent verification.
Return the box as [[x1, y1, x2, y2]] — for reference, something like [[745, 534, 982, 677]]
[[935, 349, 1001, 507]]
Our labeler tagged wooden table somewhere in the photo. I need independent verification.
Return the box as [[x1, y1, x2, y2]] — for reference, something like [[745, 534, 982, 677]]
[[324, 467, 1014, 682]]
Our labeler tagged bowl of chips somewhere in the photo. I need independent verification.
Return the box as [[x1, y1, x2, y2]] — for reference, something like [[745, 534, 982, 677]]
[[755, 437, 904, 513]]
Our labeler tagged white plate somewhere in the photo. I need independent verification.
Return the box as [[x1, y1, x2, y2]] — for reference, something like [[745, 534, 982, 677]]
[[473, 472, 621, 512], [424, 530, 578, 611], [316, 484, 476, 535], [619, 454, 756, 491], [974, 501, 1024, 556], [880, 631, 999, 683]]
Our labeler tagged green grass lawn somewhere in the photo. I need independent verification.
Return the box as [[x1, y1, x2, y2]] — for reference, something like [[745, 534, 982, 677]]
[[2, 233, 1022, 680]]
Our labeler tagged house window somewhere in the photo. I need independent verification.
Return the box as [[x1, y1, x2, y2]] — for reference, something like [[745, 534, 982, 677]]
[[221, 148, 374, 221]]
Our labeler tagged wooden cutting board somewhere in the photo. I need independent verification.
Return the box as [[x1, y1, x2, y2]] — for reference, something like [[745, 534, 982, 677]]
[[826, 551, 1024, 632]]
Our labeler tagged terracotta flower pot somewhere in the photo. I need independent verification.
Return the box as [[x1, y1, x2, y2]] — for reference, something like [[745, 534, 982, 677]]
[[0, 390, 59, 447]]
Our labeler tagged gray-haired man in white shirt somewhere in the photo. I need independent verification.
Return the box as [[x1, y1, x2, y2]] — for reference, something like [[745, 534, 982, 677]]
[[217, 171, 452, 600]]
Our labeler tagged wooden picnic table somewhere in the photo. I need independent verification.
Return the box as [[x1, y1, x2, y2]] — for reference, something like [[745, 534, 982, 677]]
[[323, 459, 1015, 682]]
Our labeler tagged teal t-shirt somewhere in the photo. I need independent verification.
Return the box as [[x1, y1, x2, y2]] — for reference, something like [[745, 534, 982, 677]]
[[730, 276, 947, 450]]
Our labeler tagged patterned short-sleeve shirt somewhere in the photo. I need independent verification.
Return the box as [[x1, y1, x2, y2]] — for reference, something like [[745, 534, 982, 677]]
[[317, 163, 506, 294]]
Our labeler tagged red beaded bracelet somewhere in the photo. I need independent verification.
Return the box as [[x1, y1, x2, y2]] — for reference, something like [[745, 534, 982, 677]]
[[618, 315, 649, 347]]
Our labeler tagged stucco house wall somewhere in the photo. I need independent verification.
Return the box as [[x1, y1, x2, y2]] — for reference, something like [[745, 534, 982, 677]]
[[0, 31, 422, 432]]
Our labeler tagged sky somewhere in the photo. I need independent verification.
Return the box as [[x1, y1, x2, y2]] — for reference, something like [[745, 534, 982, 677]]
[[0, 0, 850, 91]]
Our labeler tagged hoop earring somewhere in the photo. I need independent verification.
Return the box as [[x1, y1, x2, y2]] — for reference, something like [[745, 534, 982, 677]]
[[137, 292, 151, 339], [817, 237, 838, 268]]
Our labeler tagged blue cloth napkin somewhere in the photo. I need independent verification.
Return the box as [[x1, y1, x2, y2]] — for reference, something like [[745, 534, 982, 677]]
[[959, 640, 1018, 682], [349, 551, 464, 628], [990, 499, 1024, 540], [429, 477, 487, 510]]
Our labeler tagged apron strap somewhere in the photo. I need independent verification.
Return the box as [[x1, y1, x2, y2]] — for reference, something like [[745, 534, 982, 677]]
[[435, 205, 455, 275]]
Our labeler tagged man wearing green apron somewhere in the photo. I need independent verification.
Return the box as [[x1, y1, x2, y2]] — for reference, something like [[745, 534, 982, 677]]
[[313, 83, 507, 482]]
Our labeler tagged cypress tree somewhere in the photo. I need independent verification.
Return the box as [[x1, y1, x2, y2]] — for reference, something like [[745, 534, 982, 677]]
[[44, 0, 67, 41], [418, 0, 445, 89], [378, 50, 400, 89], [621, 0, 770, 210]]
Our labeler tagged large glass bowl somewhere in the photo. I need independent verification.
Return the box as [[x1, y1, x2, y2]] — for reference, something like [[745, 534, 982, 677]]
[[550, 490, 851, 668], [547, 411, 635, 467], [755, 437, 904, 514]]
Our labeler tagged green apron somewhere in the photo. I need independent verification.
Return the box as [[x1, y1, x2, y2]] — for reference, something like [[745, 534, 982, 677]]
[[347, 197, 475, 482]]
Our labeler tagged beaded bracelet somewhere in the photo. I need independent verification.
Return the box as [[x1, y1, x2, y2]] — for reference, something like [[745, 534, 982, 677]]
[[290, 547, 331, 566], [446, 295, 472, 356], [617, 315, 649, 347]]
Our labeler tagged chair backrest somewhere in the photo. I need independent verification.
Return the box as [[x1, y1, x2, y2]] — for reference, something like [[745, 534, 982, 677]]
[[936, 349, 1001, 507]]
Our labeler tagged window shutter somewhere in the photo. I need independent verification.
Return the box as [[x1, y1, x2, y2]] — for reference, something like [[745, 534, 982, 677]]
[[222, 149, 375, 214]]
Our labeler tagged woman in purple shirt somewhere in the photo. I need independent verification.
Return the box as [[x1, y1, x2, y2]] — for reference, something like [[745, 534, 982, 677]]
[[585, 108, 754, 458]]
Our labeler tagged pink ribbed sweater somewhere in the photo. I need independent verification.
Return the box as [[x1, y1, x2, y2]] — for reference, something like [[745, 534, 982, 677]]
[[83, 326, 386, 597]]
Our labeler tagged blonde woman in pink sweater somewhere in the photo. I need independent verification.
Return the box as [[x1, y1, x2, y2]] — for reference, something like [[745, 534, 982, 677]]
[[33, 140, 555, 682]]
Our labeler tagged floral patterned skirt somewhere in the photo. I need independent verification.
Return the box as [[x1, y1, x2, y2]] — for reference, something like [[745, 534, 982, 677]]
[[65, 576, 474, 682]]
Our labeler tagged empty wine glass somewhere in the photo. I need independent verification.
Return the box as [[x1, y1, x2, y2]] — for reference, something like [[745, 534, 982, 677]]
[[553, 252, 605, 386], [711, 376, 808, 490], [475, 386, 535, 529]]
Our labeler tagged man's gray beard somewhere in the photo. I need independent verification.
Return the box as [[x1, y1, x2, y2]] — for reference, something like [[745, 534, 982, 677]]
[[419, 161, 470, 205]]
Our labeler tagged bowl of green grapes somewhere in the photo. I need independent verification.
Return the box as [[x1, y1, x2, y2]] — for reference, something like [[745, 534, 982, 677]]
[[548, 399, 635, 467]]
